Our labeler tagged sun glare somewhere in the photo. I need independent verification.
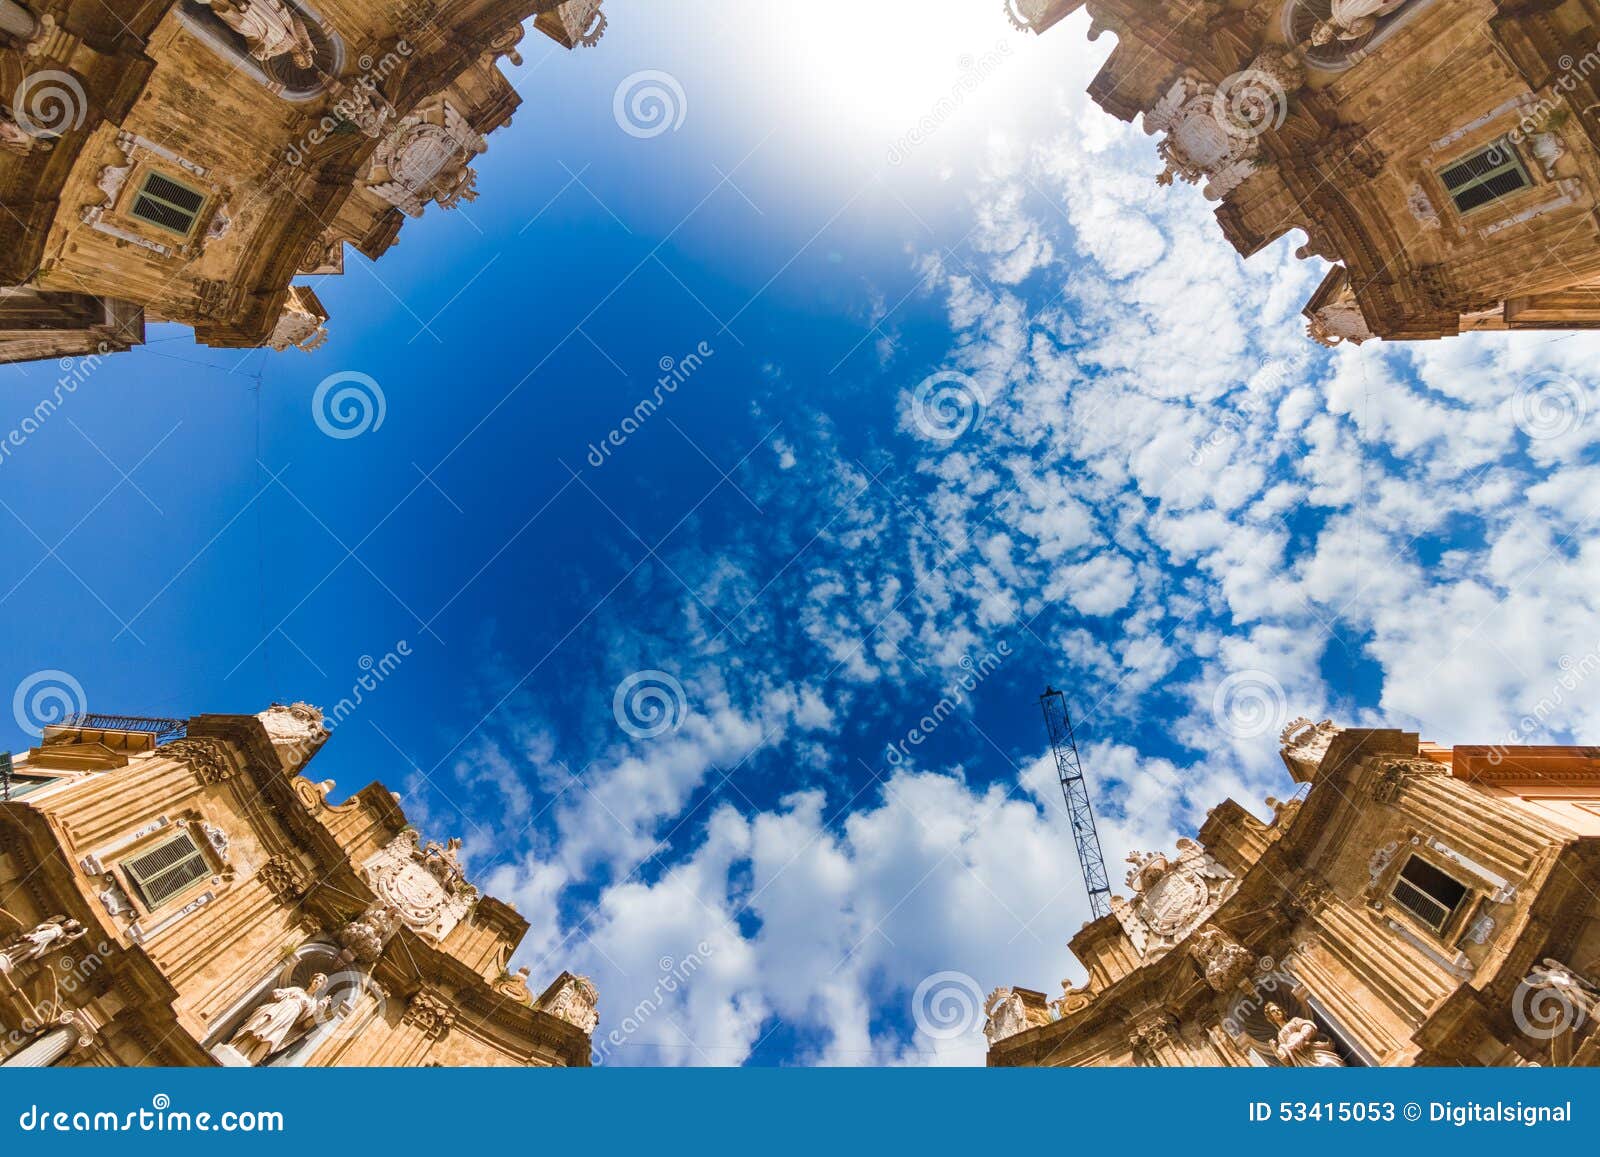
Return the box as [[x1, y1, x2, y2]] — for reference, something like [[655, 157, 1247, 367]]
[[747, 0, 1018, 135]]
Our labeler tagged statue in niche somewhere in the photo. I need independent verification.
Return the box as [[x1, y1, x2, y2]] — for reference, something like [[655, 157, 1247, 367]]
[[227, 973, 331, 1064], [0, 110, 32, 148], [0, 916, 86, 975], [1311, 0, 1408, 45], [203, 0, 316, 68], [1524, 959, 1599, 1021], [1265, 1002, 1346, 1067]]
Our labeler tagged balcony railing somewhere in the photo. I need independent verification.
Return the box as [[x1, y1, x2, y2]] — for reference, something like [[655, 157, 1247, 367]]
[[60, 713, 188, 745]]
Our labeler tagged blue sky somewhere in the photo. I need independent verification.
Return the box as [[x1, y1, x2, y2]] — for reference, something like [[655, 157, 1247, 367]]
[[3, 1, 1599, 1066]]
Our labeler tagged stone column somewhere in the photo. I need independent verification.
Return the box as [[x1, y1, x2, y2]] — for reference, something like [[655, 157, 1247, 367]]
[[0, 2, 38, 40], [2, 1026, 76, 1068]]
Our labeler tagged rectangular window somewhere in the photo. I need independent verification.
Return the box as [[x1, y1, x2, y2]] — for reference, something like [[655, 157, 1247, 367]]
[[1438, 139, 1532, 214], [1390, 855, 1469, 932], [122, 831, 210, 909], [127, 171, 207, 237], [2, 775, 55, 800]]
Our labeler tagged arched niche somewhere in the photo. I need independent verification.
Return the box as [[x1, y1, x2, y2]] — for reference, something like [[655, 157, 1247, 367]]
[[176, 0, 345, 102], [1225, 975, 1371, 1066], [203, 941, 379, 1067], [1281, 0, 1432, 72]]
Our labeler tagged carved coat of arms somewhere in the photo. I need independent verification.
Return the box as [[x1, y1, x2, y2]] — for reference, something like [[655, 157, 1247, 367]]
[[1111, 839, 1237, 960], [361, 831, 478, 942]]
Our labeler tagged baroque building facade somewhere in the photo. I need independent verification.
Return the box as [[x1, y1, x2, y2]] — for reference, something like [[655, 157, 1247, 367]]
[[0, 707, 597, 1067], [0, 0, 608, 365], [1019, 0, 1600, 344], [986, 720, 1600, 1067]]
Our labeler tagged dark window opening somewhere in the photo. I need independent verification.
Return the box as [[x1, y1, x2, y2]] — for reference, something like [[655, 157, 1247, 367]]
[[1390, 854, 1469, 931]]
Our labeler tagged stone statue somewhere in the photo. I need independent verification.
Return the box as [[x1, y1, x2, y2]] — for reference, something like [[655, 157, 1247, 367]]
[[0, 110, 33, 148], [984, 988, 1029, 1044], [228, 974, 331, 1064], [1311, 0, 1407, 45], [1265, 1003, 1345, 1067], [1189, 926, 1255, 992], [539, 973, 599, 1034], [204, 0, 316, 68], [1280, 718, 1341, 779], [422, 837, 465, 888], [0, 917, 86, 975]]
